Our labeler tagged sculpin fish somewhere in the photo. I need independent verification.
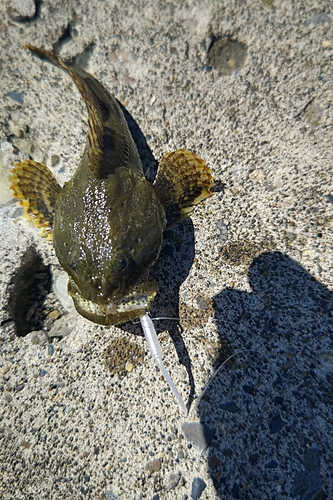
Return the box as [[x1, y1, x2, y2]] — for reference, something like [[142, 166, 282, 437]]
[[10, 45, 215, 326]]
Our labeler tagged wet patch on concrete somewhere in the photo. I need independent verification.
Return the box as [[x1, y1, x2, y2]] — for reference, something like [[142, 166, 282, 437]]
[[102, 336, 145, 376], [208, 37, 247, 75]]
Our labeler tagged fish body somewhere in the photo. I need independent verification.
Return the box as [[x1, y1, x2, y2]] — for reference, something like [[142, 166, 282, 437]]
[[10, 45, 214, 325], [54, 147, 165, 323]]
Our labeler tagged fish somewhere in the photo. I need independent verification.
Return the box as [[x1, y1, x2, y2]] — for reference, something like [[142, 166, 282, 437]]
[[10, 45, 215, 327]]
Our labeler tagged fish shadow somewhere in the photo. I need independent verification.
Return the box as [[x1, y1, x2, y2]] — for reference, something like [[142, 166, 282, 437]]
[[119, 102, 158, 182], [198, 251, 333, 499], [117, 105, 197, 407]]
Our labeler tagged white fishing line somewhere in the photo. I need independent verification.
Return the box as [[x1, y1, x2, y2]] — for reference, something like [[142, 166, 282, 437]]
[[140, 313, 187, 415]]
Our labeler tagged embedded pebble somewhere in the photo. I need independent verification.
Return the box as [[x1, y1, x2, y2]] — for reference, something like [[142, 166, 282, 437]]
[[301, 248, 313, 262], [249, 453, 259, 465], [47, 344, 55, 356], [265, 459, 278, 469], [269, 414, 285, 433], [145, 459, 161, 473], [242, 384, 255, 395], [167, 471, 181, 490], [191, 477, 207, 500], [208, 455, 220, 469], [216, 219, 228, 244], [305, 13, 331, 26], [48, 310, 61, 321], [105, 491, 121, 500], [53, 273, 76, 312], [12, 139, 44, 163], [305, 101, 324, 126], [321, 352, 333, 371], [231, 482, 240, 497], [194, 296, 209, 311], [27, 330, 49, 346], [248, 168, 264, 182], [181, 422, 216, 451], [122, 73, 136, 87], [48, 315, 73, 339], [285, 231, 296, 241], [8, 121, 26, 137], [125, 360, 133, 373], [162, 243, 175, 255], [7, 92, 24, 104], [293, 465, 321, 498], [219, 401, 241, 413]]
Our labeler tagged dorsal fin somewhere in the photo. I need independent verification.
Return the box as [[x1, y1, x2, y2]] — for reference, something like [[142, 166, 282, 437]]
[[24, 44, 142, 179]]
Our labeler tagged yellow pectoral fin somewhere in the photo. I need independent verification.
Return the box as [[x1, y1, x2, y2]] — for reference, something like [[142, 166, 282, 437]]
[[153, 149, 215, 227], [10, 160, 61, 240]]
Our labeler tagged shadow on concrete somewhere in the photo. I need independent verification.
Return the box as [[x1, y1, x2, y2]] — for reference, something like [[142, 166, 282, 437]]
[[119, 101, 159, 183], [117, 105, 197, 407], [198, 252, 332, 499], [6, 246, 51, 337]]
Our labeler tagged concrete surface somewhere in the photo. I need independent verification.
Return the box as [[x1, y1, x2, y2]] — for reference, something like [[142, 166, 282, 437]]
[[0, 0, 332, 499]]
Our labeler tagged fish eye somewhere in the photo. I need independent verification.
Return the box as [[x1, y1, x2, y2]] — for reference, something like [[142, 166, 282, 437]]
[[119, 254, 136, 276], [119, 256, 129, 271]]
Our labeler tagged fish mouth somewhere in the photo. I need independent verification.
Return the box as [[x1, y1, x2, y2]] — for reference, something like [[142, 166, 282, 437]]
[[67, 276, 158, 326], [70, 273, 131, 304]]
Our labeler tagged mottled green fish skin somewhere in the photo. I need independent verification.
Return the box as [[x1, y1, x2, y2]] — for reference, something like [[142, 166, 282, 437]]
[[54, 151, 166, 306]]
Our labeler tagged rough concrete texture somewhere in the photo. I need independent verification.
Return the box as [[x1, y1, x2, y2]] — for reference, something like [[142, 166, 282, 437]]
[[0, 0, 333, 499]]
